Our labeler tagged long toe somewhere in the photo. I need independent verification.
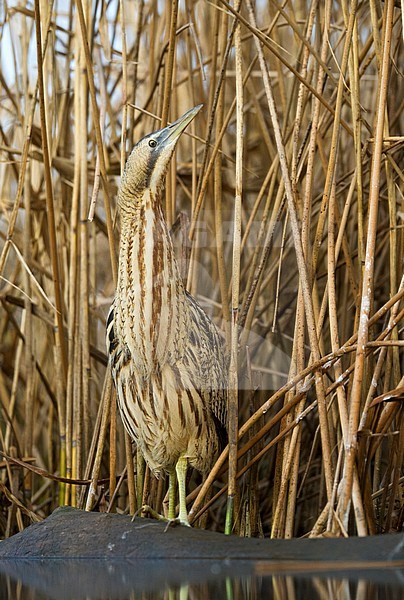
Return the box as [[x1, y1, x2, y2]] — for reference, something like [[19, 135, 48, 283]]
[[132, 505, 170, 523]]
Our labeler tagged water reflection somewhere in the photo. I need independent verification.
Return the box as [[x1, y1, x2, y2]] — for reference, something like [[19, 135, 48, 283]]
[[0, 559, 402, 600]]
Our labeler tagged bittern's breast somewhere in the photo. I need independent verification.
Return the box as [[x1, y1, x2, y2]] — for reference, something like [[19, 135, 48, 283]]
[[115, 197, 190, 377]]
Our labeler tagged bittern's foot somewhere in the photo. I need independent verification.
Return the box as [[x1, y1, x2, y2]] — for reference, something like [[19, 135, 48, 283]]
[[132, 504, 191, 530], [162, 516, 191, 532]]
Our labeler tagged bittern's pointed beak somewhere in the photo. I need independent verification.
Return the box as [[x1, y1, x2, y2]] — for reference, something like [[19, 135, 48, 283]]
[[155, 104, 203, 147]]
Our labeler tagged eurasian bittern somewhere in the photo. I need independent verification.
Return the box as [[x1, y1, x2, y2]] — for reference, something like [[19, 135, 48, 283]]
[[107, 105, 228, 526]]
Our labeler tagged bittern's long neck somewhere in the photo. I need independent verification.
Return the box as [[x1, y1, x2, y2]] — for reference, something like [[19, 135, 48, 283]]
[[115, 189, 189, 376]]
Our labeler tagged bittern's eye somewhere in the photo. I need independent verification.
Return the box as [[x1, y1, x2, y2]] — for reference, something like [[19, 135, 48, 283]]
[[148, 139, 157, 148]]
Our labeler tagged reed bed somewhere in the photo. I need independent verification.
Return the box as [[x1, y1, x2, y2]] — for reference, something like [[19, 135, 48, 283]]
[[0, 0, 402, 539]]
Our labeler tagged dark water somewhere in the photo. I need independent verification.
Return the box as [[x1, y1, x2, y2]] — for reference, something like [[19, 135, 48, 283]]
[[0, 559, 402, 600]]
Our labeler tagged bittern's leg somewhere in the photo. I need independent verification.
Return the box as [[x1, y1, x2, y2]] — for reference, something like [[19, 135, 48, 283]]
[[176, 456, 191, 526], [167, 471, 176, 520], [136, 449, 145, 512], [132, 466, 187, 528]]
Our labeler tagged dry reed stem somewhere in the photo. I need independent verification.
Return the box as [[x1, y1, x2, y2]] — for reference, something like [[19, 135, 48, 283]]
[[338, 0, 396, 529], [226, 0, 243, 534], [247, 0, 334, 503]]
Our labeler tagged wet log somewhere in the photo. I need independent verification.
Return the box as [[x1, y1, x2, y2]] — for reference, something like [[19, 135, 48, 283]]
[[0, 507, 402, 562]]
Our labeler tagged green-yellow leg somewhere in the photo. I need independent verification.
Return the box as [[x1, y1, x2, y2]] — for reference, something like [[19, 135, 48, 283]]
[[136, 449, 145, 512], [176, 456, 190, 527], [167, 471, 176, 520], [132, 462, 190, 528]]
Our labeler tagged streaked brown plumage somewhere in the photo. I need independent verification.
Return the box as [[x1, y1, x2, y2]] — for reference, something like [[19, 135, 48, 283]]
[[107, 106, 228, 525]]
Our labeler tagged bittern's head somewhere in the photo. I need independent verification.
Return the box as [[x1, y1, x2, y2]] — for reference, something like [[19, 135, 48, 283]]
[[118, 104, 202, 212]]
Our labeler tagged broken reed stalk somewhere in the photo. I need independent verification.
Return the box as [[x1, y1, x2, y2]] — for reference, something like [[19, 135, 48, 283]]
[[213, 8, 231, 344], [0, 1, 402, 538], [161, 0, 179, 228], [75, 0, 117, 284]]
